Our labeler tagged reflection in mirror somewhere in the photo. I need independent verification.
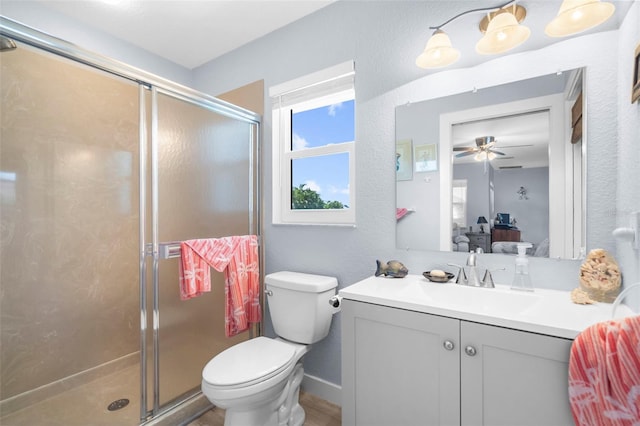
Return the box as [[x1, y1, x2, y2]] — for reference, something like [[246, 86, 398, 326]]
[[396, 69, 585, 259], [451, 111, 550, 257]]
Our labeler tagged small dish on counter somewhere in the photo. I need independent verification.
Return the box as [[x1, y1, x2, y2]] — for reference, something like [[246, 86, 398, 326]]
[[423, 271, 455, 283]]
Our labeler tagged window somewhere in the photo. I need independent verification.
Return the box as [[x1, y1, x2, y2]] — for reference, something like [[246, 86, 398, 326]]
[[270, 61, 355, 225], [452, 179, 467, 229]]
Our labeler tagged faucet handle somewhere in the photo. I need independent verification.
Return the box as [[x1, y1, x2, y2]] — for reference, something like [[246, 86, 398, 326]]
[[481, 270, 495, 288], [481, 267, 506, 288], [447, 263, 467, 285]]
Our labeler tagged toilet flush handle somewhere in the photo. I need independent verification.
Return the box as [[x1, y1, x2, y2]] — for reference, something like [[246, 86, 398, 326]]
[[264, 289, 273, 297]]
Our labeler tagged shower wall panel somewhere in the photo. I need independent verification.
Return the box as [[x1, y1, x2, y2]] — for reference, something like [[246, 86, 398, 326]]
[[0, 46, 140, 400]]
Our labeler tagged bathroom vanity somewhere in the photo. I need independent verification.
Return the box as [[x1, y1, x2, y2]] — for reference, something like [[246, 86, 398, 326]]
[[339, 275, 627, 426]]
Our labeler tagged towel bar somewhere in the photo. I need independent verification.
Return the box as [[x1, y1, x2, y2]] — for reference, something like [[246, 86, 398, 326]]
[[145, 242, 182, 259]]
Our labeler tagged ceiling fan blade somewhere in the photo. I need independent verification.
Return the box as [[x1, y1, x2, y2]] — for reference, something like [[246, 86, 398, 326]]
[[453, 147, 474, 152], [498, 144, 534, 148], [455, 151, 477, 158], [490, 150, 506, 156]]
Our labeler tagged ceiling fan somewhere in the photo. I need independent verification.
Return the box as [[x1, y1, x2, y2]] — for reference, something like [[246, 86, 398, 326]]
[[454, 136, 532, 161], [454, 136, 504, 160]]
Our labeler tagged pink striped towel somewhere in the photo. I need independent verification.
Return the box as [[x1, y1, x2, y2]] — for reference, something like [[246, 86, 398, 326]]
[[568, 315, 640, 425], [396, 208, 408, 220], [179, 235, 261, 337]]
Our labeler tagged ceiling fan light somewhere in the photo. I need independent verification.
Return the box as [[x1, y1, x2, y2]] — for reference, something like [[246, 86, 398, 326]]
[[416, 30, 461, 69], [476, 11, 530, 55], [487, 151, 497, 161], [474, 152, 486, 162]]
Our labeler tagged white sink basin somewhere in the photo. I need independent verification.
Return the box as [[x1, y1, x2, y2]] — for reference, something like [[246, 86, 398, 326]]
[[425, 283, 543, 315]]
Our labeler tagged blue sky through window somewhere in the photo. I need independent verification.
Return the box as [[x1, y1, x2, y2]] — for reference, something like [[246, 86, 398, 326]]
[[291, 100, 354, 207]]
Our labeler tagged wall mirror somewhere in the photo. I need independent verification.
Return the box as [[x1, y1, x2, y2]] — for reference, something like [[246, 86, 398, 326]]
[[396, 69, 585, 260]]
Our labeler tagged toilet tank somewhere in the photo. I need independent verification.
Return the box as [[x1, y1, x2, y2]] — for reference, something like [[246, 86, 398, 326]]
[[265, 271, 338, 344]]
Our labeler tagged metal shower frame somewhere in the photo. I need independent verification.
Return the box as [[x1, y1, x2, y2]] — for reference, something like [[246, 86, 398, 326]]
[[0, 16, 263, 423]]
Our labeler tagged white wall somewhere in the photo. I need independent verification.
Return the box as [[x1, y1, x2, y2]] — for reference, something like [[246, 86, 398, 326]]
[[616, 1, 640, 309], [192, 2, 635, 389]]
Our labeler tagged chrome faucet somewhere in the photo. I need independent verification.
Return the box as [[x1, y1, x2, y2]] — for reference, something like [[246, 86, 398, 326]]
[[466, 252, 482, 287], [449, 251, 497, 288]]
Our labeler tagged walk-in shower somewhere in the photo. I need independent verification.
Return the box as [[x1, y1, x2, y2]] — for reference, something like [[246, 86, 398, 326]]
[[0, 18, 261, 425]]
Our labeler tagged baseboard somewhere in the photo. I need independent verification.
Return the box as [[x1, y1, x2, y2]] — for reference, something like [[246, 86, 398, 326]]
[[301, 373, 342, 407]]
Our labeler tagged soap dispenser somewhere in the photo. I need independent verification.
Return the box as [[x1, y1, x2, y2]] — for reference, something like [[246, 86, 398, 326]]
[[511, 243, 534, 292]]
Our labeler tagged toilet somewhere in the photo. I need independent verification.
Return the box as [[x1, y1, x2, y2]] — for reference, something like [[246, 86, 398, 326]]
[[201, 271, 340, 426]]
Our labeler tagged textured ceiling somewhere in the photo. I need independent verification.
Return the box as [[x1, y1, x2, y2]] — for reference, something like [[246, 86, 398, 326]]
[[13, 0, 635, 72], [32, 0, 334, 69]]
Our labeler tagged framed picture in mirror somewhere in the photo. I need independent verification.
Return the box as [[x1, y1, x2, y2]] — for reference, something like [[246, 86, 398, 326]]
[[414, 143, 438, 172], [633, 42, 640, 104]]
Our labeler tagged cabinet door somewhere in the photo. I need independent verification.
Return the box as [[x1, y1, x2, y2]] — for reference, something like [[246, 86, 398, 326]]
[[460, 321, 574, 426], [342, 300, 460, 426]]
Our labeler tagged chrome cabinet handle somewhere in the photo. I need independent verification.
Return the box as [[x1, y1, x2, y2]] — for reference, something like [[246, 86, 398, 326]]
[[465, 345, 477, 356], [443, 340, 455, 351]]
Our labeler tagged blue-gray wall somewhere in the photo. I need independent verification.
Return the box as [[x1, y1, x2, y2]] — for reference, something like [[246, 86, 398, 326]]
[[493, 167, 549, 246], [3, 0, 639, 394]]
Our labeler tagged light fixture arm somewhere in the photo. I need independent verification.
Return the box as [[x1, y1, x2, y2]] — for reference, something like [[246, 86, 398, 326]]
[[428, 0, 516, 30]]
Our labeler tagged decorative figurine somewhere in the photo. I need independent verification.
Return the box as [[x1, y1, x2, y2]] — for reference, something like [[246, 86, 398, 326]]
[[375, 260, 409, 278], [578, 248, 621, 303]]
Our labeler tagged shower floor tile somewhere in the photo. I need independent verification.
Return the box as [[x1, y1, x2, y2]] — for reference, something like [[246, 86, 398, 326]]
[[1, 364, 141, 426]]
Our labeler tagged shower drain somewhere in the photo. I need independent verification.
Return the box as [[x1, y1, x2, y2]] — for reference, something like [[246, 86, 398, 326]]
[[107, 398, 130, 411]]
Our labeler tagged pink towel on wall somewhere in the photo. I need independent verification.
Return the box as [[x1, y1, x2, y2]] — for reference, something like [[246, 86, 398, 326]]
[[568, 315, 640, 425], [396, 208, 408, 220], [179, 235, 261, 337]]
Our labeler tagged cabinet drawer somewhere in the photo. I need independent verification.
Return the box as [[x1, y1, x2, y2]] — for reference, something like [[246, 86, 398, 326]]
[[468, 235, 485, 244]]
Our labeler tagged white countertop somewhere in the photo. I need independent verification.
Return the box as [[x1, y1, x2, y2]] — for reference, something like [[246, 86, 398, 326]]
[[339, 274, 634, 340]]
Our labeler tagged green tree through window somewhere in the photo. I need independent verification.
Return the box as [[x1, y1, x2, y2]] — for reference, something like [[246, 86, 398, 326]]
[[292, 184, 346, 210]]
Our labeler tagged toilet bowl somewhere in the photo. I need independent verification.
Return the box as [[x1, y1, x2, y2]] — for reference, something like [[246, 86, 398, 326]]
[[201, 271, 340, 426], [202, 337, 308, 426]]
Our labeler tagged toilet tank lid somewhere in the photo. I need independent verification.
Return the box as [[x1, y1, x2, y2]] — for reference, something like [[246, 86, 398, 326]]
[[265, 271, 338, 292]]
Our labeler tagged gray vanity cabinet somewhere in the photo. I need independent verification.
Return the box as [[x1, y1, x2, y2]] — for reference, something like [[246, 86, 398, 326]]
[[341, 299, 575, 426], [460, 321, 574, 425]]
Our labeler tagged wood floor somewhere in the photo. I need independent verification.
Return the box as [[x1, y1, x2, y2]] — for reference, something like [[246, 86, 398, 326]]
[[187, 392, 341, 426]]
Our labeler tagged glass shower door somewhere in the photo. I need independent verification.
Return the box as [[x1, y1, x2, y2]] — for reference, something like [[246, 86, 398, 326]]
[[144, 89, 257, 413]]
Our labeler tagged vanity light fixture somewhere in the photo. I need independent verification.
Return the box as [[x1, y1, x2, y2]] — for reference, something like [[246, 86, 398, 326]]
[[415, 29, 461, 69], [545, 0, 616, 37], [476, 5, 530, 55], [416, 1, 528, 69], [416, 0, 615, 69]]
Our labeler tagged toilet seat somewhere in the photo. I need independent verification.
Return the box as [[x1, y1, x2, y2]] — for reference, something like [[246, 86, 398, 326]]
[[202, 337, 297, 389]]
